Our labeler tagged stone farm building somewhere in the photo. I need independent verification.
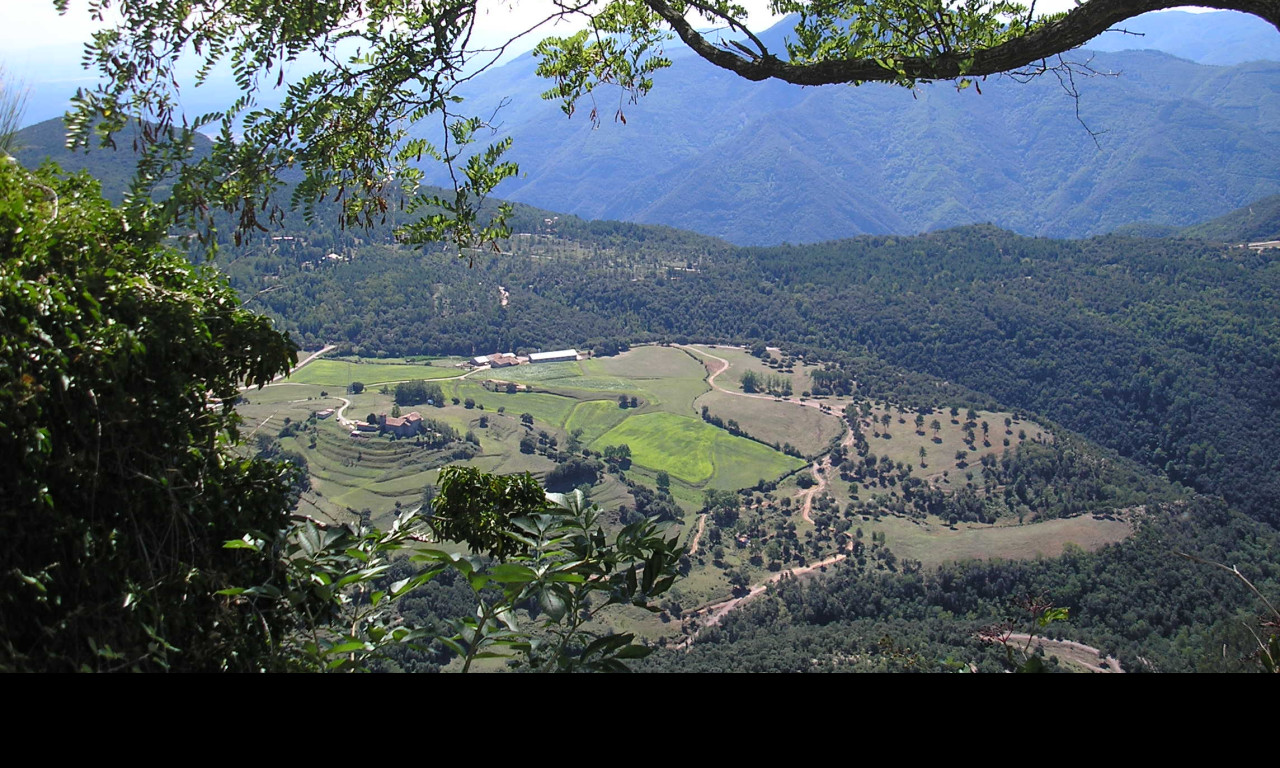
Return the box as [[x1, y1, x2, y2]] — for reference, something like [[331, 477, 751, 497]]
[[472, 353, 519, 368], [382, 411, 423, 437]]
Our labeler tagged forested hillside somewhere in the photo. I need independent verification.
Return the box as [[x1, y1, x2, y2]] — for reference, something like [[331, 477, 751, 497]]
[[1182, 194, 1280, 242], [223, 215, 1280, 528], [642, 498, 1280, 672]]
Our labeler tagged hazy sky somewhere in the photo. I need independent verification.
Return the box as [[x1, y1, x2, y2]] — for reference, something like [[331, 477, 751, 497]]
[[0, 0, 1222, 126], [0, 0, 1167, 60]]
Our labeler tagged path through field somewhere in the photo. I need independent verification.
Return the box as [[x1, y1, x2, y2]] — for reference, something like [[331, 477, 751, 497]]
[[688, 513, 707, 556], [679, 344, 843, 419], [675, 551, 847, 650], [671, 343, 859, 646]]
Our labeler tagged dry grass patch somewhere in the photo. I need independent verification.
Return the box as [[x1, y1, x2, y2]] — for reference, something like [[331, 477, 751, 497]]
[[876, 514, 1133, 568]]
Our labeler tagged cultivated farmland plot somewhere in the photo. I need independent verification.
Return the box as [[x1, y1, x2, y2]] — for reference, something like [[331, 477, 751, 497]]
[[238, 343, 1138, 645]]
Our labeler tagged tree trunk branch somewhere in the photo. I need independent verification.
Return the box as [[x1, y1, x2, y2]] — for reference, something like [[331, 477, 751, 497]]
[[644, 0, 1280, 86]]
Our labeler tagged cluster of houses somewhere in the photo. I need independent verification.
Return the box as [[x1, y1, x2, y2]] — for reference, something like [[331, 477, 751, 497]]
[[464, 349, 580, 369]]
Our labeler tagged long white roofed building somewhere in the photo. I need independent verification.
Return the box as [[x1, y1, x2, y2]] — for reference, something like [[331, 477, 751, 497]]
[[528, 349, 579, 364]]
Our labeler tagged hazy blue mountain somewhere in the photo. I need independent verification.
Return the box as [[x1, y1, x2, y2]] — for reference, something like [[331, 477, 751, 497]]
[[429, 29, 1280, 245], [15, 10, 1279, 246], [10, 117, 218, 203], [1181, 193, 1280, 241], [1081, 10, 1280, 65]]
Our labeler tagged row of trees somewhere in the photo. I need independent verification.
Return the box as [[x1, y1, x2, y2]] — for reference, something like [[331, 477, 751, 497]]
[[739, 370, 793, 397]]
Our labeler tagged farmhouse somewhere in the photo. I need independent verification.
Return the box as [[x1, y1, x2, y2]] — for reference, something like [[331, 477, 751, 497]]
[[382, 411, 423, 437], [529, 349, 579, 364], [471, 352, 520, 368]]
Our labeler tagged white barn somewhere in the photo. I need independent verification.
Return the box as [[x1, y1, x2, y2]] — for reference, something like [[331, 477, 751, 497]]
[[529, 349, 578, 364]]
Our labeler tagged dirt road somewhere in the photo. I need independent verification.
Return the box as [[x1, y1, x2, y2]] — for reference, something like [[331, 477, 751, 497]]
[[675, 552, 847, 650]]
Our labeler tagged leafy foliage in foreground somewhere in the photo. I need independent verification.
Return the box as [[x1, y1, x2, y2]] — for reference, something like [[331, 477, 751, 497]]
[[0, 163, 680, 671], [221, 469, 684, 672], [0, 160, 299, 671]]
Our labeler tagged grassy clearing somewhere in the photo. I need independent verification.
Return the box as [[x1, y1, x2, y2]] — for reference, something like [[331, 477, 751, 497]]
[[694, 390, 844, 456], [593, 411, 804, 486], [875, 515, 1133, 568], [287, 358, 463, 387], [595, 413, 716, 484], [565, 399, 633, 443], [444, 381, 579, 428], [490, 360, 586, 383], [592, 347, 710, 413], [592, 346, 709, 380], [689, 344, 821, 397], [709, 437, 807, 491], [842, 404, 1043, 493]]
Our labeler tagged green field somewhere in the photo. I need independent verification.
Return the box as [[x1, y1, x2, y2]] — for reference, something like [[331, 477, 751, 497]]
[[593, 411, 804, 486], [875, 514, 1133, 567], [565, 398, 634, 443], [287, 358, 464, 387], [694, 390, 845, 457]]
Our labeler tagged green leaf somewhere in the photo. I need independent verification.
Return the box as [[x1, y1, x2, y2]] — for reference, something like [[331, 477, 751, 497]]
[[488, 563, 538, 583], [539, 589, 567, 622]]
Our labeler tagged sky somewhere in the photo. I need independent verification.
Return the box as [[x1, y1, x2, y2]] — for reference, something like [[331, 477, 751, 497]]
[[0, 0, 1160, 62], [0, 0, 1229, 126]]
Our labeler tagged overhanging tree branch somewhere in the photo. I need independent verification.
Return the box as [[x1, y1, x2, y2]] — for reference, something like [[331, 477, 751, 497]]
[[644, 0, 1280, 86]]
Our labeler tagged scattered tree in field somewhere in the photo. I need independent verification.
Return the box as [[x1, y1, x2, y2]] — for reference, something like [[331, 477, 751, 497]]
[[603, 444, 632, 469], [395, 380, 444, 407]]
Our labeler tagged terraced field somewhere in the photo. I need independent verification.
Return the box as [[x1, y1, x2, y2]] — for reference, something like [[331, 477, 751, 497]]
[[693, 390, 845, 457]]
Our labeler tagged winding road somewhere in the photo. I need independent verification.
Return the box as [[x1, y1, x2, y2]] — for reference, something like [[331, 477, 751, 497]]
[[669, 344, 864, 647]]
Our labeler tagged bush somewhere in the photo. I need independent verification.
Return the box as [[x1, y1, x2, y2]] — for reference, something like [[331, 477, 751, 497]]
[[0, 163, 299, 671]]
